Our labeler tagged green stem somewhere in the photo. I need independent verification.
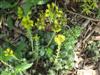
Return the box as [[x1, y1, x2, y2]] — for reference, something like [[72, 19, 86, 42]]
[[27, 29, 34, 52], [13, 55, 19, 61], [54, 45, 61, 64], [1, 60, 13, 68], [46, 32, 56, 47]]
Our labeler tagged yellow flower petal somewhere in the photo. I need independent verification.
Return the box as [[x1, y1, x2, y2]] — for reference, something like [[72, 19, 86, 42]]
[[52, 3, 55, 8], [21, 16, 33, 29], [4, 48, 14, 56], [47, 4, 50, 9], [10, 50, 14, 55], [7, 48, 10, 52], [54, 34, 65, 45], [54, 20, 58, 24]]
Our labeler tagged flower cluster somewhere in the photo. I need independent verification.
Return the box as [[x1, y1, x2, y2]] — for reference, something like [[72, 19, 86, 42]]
[[35, 3, 67, 32], [54, 34, 65, 46], [35, 13, 46, 30], [4, 48, 14, 56], [45, 3, 63, 19], [17, 6, 33, 29], [21, 15, 33, 29]]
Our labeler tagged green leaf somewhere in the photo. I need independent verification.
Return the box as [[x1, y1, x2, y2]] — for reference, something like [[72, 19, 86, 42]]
[[1, 67, 16, 75], [1, 70, 12, 75], [40, 49, 45, 56], [22, 0, 49, 15], [7, 16, 13, 30], [15, 41, 26, 58], [15, 62, 33, 73], [46, 48, 53, 57], [0, 1, 12, 9], [97, 9, 100, 19], [30, 0, 49, 5], [0, 1, 17, 9], [16, 41, 25, 52], [22, 2, 33, 16], [0, 47, 3, 60], [36, 0, 49, 5]]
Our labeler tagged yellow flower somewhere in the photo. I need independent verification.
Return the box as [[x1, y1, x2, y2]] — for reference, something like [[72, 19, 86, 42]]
[[47, 4, 50, 9], [59, 10, 63, 14], [21, 16, 33, 29], [4, 48, 14, 56], [45, 9, 49, 17], [52, 2, 55, 8], [52, 24, 61, 32], [57, 14, 61, 17], [55, 6, 58, 10], [54, 20, 58, 24], [54, 34, 65, 46]]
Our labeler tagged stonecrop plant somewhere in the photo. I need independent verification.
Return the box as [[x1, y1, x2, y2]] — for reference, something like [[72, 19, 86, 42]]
[[21, 15, 33, 29], [54, 34, 65, 64], [81, 0, 98, 14], [0, 47, 32, 75], [35, 2, 67, 33], [18, 3, 82, 75], [18, 7, 34, 54], [18, 6, 34, 30], [0, 1, 82, 75]]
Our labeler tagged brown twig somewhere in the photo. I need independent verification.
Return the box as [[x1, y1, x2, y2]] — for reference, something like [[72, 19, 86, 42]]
[[66, 9, 100, 22], [92, 36, 100, 40], [83, 29, 94, 43]]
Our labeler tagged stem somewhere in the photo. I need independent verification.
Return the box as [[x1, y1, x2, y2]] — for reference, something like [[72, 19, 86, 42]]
[[13, 55, 19, 61], [46, 32, 56, 47], [1, 60, 13, 68], [27, 29, 34, 52], [54, 46, 61, 64]]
